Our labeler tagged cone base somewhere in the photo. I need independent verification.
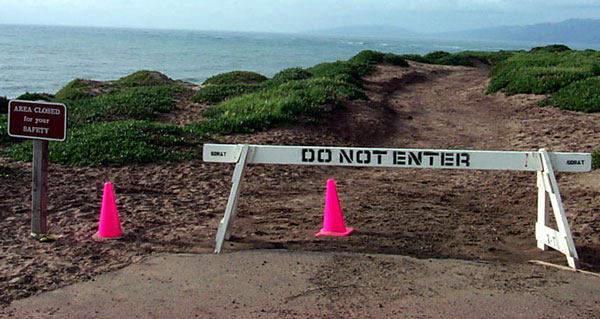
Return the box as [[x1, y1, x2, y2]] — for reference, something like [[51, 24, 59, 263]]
[[315, 227, 354, 237], [93, 231, 123, 241]]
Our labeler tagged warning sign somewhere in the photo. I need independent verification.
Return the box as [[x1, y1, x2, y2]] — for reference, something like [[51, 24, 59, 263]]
[[8, 100, 67, 141]]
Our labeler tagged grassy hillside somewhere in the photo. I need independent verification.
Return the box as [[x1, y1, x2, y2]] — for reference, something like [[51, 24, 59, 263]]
[[1, 48, 598, 168], [1, 51, 408, 167]]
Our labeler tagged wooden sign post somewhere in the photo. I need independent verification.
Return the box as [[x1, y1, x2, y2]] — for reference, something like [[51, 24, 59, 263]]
[[7, 100, 67, 239], [31, 139, 49, 235]]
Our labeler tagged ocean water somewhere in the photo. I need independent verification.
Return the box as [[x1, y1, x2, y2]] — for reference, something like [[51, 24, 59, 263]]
[[1, 24, 537, 99]]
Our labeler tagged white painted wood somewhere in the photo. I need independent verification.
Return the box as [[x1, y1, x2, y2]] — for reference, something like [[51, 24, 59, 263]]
[[536, 171, 550, 251], [214, 145, 249, 254], [203, 144, 591, 172], [536, 225, 571, 255], [550, 152, 591, 173], [536, 149, 579, 270], [203, 144, 242, 163]]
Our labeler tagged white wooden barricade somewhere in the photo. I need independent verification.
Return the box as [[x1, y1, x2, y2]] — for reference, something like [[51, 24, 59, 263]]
[[203, 144, 592, 270]]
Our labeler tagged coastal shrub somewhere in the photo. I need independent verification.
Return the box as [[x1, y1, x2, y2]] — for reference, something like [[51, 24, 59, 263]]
[[270, 67, 313, 83], [455, 51, 517, 65], [591, 63, 600, 76], [401, 51, 474, 66], [54, 78, 94, 102], [195, 50, 416, 135], [0, 96, 8, 113], [0, 114, 19, 146], [200, 76, 365, 134], [203, 71, 268, 85], [3, 120, 194, 166], [543, 77, 600, 112], [0, 114, 8, 144], [349, 50, 386, 65], [16, 92, 54, 102], [308, 61, 370, 86], [383, 53, 409, 67], [400, 54, 430, 63], [530, 44, 571, 53], [191, 83, 261, 104], [424, 51, 451, 61], [434, 54, 473, 66], [487, 50, 600, 95], [593, 151, 600, 170], [68, 85, 184, 126], [194, 68, 316, 104], [194, 50, 409, 134], [115, 70, 173, 87], [348, 50, 409, 68]]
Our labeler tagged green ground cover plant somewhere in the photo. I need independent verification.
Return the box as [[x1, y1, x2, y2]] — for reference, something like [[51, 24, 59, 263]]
[[401, 51, 476, 66], [53, 78, 96, 102], [0, 114, 16, 146], [307, 60, 370, 86], [593, 151, 600, 170], [530, 44, 572, 53], [193, 50, 407, 106], [192, 50, 410, 134], [114, 70, 173, 87], [487, 49, 600, 95], [270, 67, 313, 83], [541, 76, 600, 112], [348, 50, 409, 67], [15, 92, 53, 102], [195, 75, 364, 134], [203, 71, 268, 85], [0, 96, 8, 113], [2, 74, 189, 166], [192, 68, 315, 104], [191, 84, 262, 104], [68, 85, 184, 126], [3, 120, 195, 167]]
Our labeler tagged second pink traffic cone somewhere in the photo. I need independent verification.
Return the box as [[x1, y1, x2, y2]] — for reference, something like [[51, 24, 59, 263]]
[[96, 182, 123, 239], [316, 179, 353, 237]]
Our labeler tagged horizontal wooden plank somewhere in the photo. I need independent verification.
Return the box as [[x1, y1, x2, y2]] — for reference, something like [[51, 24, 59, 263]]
[[203, 144, 591, 173]]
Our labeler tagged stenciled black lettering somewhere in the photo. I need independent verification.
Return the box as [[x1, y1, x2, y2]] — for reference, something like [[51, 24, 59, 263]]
[[357, 150, 371, 164], [423, 151, 440, 166], [567, 160, 584, 165], [393, 151, 406, 165], [443, 152, 455, 166], [318, 149, 332, 163], [302, 149, 315, 162], [340, 149, 353, 163], [460, 153, 470, 167], [408, 151, 422, 165], [211, 151, 226, 157], [373, 150, 387, 164]]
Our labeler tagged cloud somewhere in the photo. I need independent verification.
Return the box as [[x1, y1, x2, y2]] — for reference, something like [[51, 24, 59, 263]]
[[1, 0, 599, 33]]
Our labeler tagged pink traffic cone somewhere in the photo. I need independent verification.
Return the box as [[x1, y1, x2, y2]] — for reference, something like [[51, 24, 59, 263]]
[[96, 182, 123, 239], [316, 179, 354, 237]]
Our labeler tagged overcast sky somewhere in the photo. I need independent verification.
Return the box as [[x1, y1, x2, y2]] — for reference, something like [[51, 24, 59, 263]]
[[1, 0, 599, 33]]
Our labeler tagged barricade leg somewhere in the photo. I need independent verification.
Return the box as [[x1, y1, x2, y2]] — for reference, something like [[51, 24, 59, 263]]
[[215, 145, 251, 253], [535, 149, 579, 270], [536, 171, 550, 251]]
